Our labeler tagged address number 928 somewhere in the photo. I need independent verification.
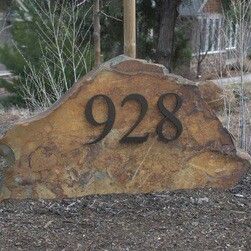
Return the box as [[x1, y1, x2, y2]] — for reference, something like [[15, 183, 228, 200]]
[[84, 93, 183, 145]]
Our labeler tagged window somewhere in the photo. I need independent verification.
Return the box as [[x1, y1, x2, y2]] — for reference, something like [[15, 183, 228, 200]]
[[226, 22, 237, 49], [199, 17, 222, 53], [208, 19, 214, 51], [214, 19, 220, 51], [200, 19, 207, 52]]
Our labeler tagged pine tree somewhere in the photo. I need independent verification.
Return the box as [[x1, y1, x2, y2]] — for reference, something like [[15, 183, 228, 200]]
[[0, 0, 193, 109], [0, 0, 93, 109], [0, 0, 10, 12]]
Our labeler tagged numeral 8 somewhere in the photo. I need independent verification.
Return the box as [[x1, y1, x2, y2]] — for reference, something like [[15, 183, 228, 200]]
[[156, 93, 183, 143], [85, 93, 183, 144]]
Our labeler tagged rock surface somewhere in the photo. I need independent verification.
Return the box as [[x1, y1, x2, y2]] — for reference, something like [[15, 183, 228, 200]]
[[197, 81, 237, 112], [0, 56, 249, 201]]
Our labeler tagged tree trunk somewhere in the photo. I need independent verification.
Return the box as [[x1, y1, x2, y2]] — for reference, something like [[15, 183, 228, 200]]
[[155, 0, 181, 71], [93, 0, 101, 67], [123, 0, 136, 58], [196, 60, 202, 79]]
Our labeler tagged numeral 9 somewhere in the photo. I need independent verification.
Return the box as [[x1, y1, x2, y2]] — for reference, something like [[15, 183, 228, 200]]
[[85, 93, 183, 144], [85, 95, 116, 145]]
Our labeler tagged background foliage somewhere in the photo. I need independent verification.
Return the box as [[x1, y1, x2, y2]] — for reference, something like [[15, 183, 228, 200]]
[[0, 0, 191, 109], [0, 0, 93, 109]]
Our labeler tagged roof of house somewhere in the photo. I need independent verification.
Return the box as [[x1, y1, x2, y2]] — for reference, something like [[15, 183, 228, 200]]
[[179, 0, 207, 16]]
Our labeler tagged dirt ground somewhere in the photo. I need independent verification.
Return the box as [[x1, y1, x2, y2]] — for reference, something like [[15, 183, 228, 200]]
[[0, 176, 250, 251], [0, 109, 250, 251]]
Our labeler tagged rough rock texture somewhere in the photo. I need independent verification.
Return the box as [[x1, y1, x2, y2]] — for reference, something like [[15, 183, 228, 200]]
[[198, 81, 228, 112], [0, 56, 249, 201], [198, 81, 237, 112]]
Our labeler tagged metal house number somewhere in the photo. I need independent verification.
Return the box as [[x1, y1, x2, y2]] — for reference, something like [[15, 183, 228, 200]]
[[85, 93, 183, 145]]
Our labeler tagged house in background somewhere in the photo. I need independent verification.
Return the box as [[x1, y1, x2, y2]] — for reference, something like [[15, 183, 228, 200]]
[[179, 0, 239, 79], [0, 7, 12, 73]]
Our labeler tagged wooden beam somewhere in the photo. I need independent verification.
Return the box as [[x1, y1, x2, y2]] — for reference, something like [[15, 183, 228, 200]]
[[93, 0, 101, 66], [123, 0, 136, 58]]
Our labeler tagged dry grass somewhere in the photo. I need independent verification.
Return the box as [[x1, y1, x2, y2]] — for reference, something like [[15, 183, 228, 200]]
[[217, 82, 251, 153], [0, 108, 31, 136]]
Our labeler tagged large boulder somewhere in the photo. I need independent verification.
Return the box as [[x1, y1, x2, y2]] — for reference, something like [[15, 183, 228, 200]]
[[0, 56, 249, 201], [198, 81, 236, 112], [198, 81, 224, 111]]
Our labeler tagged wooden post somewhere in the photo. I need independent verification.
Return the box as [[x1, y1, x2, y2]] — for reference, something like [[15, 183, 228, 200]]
[[93, 0, 101, 66], [123, 0, 136, 58]]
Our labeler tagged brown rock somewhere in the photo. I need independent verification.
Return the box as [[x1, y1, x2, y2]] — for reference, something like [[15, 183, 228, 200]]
[[0, 56, 249, 201], [198, 81, 236, 112]]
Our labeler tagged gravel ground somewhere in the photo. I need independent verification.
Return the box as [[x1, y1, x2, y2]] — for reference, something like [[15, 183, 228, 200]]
[[0, 174, 250, 250], [0, 110, 250, 251]]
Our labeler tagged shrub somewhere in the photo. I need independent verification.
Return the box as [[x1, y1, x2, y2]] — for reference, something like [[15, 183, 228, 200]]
[[0, 0, 94, 110]]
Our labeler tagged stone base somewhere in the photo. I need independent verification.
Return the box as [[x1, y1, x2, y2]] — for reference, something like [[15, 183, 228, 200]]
[[0, 56, 249, 201]]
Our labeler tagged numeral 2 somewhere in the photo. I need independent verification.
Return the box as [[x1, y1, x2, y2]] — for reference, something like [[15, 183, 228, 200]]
[[85, 93, 183, 144], [119, 94, 149, 144]]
